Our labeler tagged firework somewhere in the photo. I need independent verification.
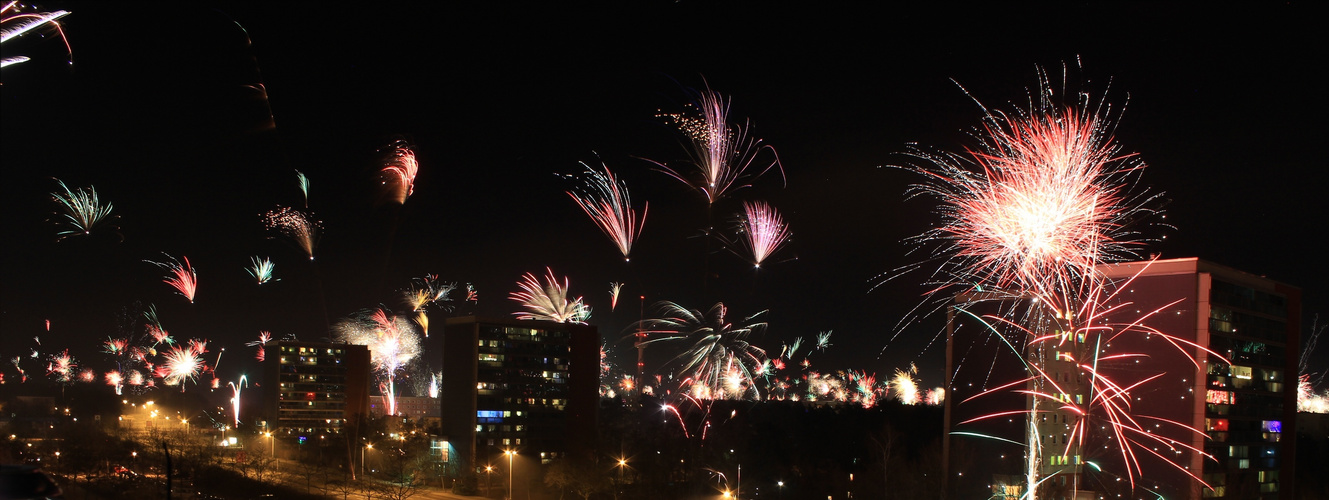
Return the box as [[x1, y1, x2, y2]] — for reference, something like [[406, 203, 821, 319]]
[[160, 340, 207, 390], [465, 283, 478, 302], [405, 274, 456, 311], [735, 201, 790, 268], [510, 268, 591, 323], [104, 371, 123, 395], [146, 253, 198, 303], [49, 179, 117, 240], [0, 3, 70, 70], [11, 357, 25, 383], [46, 350, 76, 383], [334, 309, 422, 416], [896, 77, 1159, 299], [102, 337, 128, 356], [379, 140, 419, 204], [228, 375, 247, 427], [639, 301, 768, 400], [296, 169, 310, 207], [891, 365, 920, 405], [262, 206, 321, 260], [428, 372, 440, 399], [126, 369, 144, 386], [609, 282, 623, 312], [565, 160, 648, 261], [647, 85, 784, 204], [246, 331, 272, 361], [247, 256, 277, 285]]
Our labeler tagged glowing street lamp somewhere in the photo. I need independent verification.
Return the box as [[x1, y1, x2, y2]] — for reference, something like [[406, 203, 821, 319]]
[[484, 465, 494, 496], [362, 443, 373, 478], [504, 450, 516, 500]]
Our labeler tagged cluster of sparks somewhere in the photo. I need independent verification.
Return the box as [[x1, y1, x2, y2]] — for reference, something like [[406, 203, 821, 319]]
[[49, 178, 117, 240], [379, 140, 419, 204], [649, 86, 783, 204], [145, 253, 198, 303], [735, 200, 791, 268], [565, 160, 647, 261], [262, 206, 321, 260], [509, 268, 590, 324], [1, 1, 70, 70], [904, 71, 1218, 497], [335, 308, 422, 416], [247, 256, 277, 285]]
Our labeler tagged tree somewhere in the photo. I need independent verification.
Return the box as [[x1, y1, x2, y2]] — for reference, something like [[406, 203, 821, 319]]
[[544, 457, 610, 500]]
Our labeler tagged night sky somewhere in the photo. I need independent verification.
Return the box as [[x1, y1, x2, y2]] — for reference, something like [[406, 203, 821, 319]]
[[3, 2, 1325, 393]]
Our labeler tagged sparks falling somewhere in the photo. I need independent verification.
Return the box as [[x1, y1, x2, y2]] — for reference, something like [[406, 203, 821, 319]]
[[639, 301, 769, 401], [334, 309, 422, 416], [146, 253, 198, 303], [379, 140, 419, 204], [510, 268, 591, 323], [49, 178, 117, 240], [247, 256, 277, 285], [735, 200, 791, 268], [565, 160, 648, 261], [262, 206, 322, 260], [648, 85, 784, 204]]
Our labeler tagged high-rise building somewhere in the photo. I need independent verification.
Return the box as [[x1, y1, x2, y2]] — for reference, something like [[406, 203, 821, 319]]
[[943, 258, 1300, 500], [440, 316, 599, 470], [261, 341, 372, 434]]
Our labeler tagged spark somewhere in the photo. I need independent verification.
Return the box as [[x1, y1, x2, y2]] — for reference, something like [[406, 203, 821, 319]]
[[247, 256, 277, 285], [647, 85, 784, 204], [102, 337, 128, 356], [228, 375, 247, 427], [564, 160, 648, 261], [246, 331, 272, 361], [262, 206, 321, 260], [145, 253, 198, 303], [295, 169, 310, 208], [46, 350, 75, 383], [379, 140, 419, 204], [891, 365, 920, 405], [104, 371, 123, 395], [509, 268, 590, 323], [160, 340, 207, 390], [49, 179, 117, 240], [735, 201, 790, 268], [78, 369, 95, 383], [609, 282, 623, 312]]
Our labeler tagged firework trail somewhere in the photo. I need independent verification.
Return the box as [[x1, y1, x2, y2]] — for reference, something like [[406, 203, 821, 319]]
[[246, 331, 272, 361], [49, 179, 118, 240], [228, 375, 247, 427], [247, 256, 277, 285], [734, 200, 791, 268], [564, 160, 648, 261], [639, 301, 769, 400], [647, 85, 784, 205], [0, 3, 70, 70], [262, 206, 321, 260], [379, 140, 419, 204], [428, 372, 440, 398], [146, 253, 198, 303], [334, 309, 422, 416], [609, 282, 623, 312], [296, 170, 310, 208], [510, 268, 591, 323], [159, 340, 207, 390]]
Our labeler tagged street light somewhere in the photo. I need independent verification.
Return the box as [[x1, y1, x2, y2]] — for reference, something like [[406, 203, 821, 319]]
[[503, 450, 516, 500], [362, 443, 373, 478], [777, 481, 784, 500], [484, 465, 494, 496]]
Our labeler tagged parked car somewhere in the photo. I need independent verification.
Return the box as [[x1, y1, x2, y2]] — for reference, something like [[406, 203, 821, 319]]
[[112, 466, 139, 479], [0, 465, 65, 500]]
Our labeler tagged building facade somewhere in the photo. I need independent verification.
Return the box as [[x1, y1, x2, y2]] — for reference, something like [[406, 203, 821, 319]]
[[943, 258, 1300, 500], [261, 341, 371, 434], [441, 316, 599, 470]]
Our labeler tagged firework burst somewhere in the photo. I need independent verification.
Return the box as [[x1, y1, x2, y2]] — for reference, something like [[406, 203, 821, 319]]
[[379, 140, 419, 204], [159, 340, 207, 390], [648, 85, 784, 204], [246, 331, 272, 361], [334, 309, 422, 416], [247, 256, 277, 285], [146, 253, 198, 303], [262, 206, 321, 260], [295, 169, 310, 207], [45, 349, 76, 383], [510, 268, 591, 323], [640, 301, 768, 400], [565, 160, 648, 261], [609, 282, 623, 312], [49, 178, 118, 240], [731, 200, 791, 268]]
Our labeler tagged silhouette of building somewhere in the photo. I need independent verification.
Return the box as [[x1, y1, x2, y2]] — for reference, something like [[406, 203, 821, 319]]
[[440, 316, 599, 470]]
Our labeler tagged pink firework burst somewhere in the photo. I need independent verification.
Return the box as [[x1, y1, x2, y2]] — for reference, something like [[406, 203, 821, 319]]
[[379, 140, 419, 203], [104, 371, 124, 394], [146, 253, 198, 303], [160, 340, 207, 390], [735, 200, 791, 268], [565, 160, 648, 261], [46, 350, 76, 383], [648, 85, 784, 205]]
